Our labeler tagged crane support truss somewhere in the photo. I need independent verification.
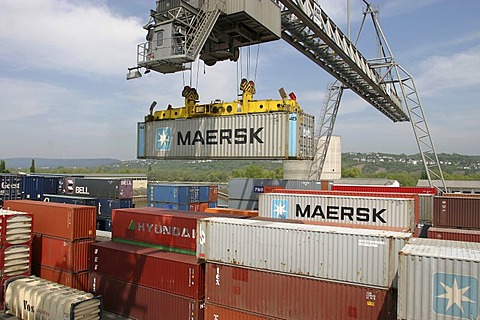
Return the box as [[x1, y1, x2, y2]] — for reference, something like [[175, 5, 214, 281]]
[[308, 82, 343, 180], [276, 0, 409, 123]]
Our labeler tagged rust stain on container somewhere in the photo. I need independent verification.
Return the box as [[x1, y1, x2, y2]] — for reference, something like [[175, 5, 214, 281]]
[[32, 233, 93, 272], [89, 272, 205, 320], [90, 241, 205, 299], [205, 263, 396, 319], [433, 196, 480, 229], [4, 200, 95, 240]]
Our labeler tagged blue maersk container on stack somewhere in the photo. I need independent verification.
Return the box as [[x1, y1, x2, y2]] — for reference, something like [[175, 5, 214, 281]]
[[148, 183, 216, 210]]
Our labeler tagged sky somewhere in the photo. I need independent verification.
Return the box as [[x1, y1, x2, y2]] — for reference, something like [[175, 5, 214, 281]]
[[0, 0, 479, 161]]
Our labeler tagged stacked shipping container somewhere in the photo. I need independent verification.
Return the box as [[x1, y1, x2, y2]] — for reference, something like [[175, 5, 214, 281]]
[[428, 195, 480, 242], [148, 183, 218, 212], [3, 200, 96, 291], [0, 209, 33, 308], [197, 217, 411, 318]]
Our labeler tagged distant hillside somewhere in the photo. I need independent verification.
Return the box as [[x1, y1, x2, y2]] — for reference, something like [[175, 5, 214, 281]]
[[4, 158, 121, 169]]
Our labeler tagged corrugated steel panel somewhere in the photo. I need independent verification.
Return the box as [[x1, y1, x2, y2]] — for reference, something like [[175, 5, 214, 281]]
[[418, 193, 434, 222], [3, 200, 96, 240], [331, 185, 438, 195], [139, 112, 315, 160], [0, 209, 33, 246], [31, 264, 89, 291], [223, 0, 281, 38], [98, 197, 133, 218], [90, 241, 205, 299], [148, 183, 201, 204], [64, 177, 133, 199], [428, 226, 480, 243], [433, 196, 480, 229], [197, 217, 411, 288], [148, 201, 200, 211], [205, 303, 278, 320], [112, 208, 247, 254], [89, 273, 204, 320], [206, 263, 396, 320], [0, 174, 23, 204], [228, 179, 286, 200], [32, 233, 92, 272], [42, 194, 99, 207], [398, 238, 480, 319], [4, 276, 102, 320], [208, 186, 218, 202], [258, 192, 416, 232]]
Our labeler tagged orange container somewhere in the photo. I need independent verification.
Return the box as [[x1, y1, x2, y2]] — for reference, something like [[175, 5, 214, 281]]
[[32, 233, 93, 272], [204, 207, 259, 217], [31, 264, 89, 291], [4, 200, 96, 240]]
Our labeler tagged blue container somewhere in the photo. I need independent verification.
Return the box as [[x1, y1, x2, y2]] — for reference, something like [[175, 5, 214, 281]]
[[0, 174, 23, 207], [22, 176, 43, 200], [148, 184, 200, 204], [42, 194, 99, 208], [149, 202, 192, 210], [97, 217, 112, 232], [208, 201, 217, 208], [199, 186, 210, 203], [98, 198, 133, 218]]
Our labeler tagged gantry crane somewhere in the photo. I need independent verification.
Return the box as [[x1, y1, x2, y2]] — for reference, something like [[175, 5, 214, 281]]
[[128, 0, 447, 192]]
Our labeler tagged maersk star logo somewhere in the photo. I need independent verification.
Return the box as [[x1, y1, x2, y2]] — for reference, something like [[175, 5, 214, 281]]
[[271, 199, 288, 219], [433, 273, 478, 319], [156, 127, 172, 151]]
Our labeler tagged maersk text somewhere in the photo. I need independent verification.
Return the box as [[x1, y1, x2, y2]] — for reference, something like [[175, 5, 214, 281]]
[[296, 204, 387, 223], [177, 127, 264, 145]]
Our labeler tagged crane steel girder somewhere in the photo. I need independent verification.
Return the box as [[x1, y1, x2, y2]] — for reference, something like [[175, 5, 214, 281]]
[[277, 0, 409, 122]]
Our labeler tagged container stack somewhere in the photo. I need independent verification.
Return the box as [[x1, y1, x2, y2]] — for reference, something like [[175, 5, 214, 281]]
[[0, 174, 23, 208], [62, 177, 134, 232], [197, 217, 411, 319], [89, 207, 241, 319], [3, 200, 96, 291], [398, 238, 480, 319], [428, 194, 480, 242], [4, 275, 102, 319], [0, 209, 33, 307], [228, 178, 328, 210], [148, 183, 217, 212]]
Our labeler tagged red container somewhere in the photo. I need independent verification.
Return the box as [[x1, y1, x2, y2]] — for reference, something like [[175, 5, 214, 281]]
[[263, 186, 285, 193], [331, 185, 437, 195], [32, 264, 89, 291], [0, 211, 33, 246], [198, 202, 210, 212], [433, 196, 480, 229], [208, 186, 218, 202], [90, 241, 204, 299], [112, 208, 247, 253], [205, 263, 396, 320], [89, 273, 204, 320], [205, 303, 278, 319], [32, 233, 93, 272], [428, 226, 480, 242], [4, 200, 96, 240]]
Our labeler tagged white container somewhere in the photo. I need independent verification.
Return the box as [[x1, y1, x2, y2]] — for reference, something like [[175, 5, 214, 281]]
[[398, 238, 480, 320], [197, 217, 411, 288], [3, 245, 30, 277], [0, 209, 33, 245], [138, 112, 315, 160], [4, 276, 102, 320], [418, 193, 434, 222], [258, 192, 415, 232]]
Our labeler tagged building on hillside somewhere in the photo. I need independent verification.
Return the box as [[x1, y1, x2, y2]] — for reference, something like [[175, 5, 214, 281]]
[[417, 179, 480, 194]]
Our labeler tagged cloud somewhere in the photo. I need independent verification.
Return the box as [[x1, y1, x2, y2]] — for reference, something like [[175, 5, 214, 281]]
[[0, 0, 144, 77]]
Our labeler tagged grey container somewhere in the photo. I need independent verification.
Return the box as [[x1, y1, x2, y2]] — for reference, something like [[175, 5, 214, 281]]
[[138, 112, 315, 160], [418, 193, 434, 222], [197, 217, 411, 288], [258, 192, 416, 231], [398, 238, 480, 320]]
